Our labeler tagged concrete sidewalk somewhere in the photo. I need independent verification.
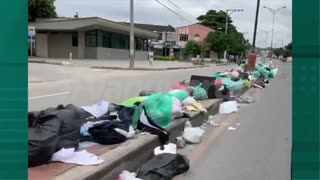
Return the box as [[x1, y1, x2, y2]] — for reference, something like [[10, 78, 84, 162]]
[[29, 57, 211, 71]]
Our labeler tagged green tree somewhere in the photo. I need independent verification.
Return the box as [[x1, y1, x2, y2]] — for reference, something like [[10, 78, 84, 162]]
[[29, 0, 57, 22], [285, 42, 292, 50], [197, 10, 236, 33], [227, 32, 247, 56], [184, 40, 202, 57], [283, 42, 292, 60], [273, 48, 284, 58], [206, 31, 228, 59]]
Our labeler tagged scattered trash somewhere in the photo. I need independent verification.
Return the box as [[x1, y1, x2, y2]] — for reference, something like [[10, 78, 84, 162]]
[[236, 96, 255, 104], [183, 127, 205, 144], [228, 126, 237, 131], [51, 148, 104, 165], [184, 120, 193, 128], [192, 83, 208, 100], [219, 101, 238, 114], [117, 170, 142, 180], [236, 123, 241, 126], [137, 153, 189, 180], [140, 132, 150, 135], [176, 136, 186, 148], [252, 83, 263, 89], [182, 96, 196, 106], [114, 126, 135, 139], [154, 143, 177, 155]]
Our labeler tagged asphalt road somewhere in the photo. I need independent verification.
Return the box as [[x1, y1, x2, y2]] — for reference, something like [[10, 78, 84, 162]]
[[175, 60, 292, 180], [28, 63, 234, 111]]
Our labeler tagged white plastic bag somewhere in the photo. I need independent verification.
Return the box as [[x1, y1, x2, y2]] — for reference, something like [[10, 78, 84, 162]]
[[183, 127, 205, 144], [182, 96, 196, 106], [154, 143, 177, 155], [117, 170, 142, 180], [219, 101, 238, 114], [114, 126, 135, 139]]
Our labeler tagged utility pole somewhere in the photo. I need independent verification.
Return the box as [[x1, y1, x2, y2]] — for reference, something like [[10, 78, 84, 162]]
[[263, 6, 286, 59], [129, 0, 135, 68], [252, 0, 261, 53], [223, 9, 243, 61]]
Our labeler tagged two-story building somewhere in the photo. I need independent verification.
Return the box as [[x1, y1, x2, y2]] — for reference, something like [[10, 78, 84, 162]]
[[123, 23, 177, 56], [176, 23, 217, 60]]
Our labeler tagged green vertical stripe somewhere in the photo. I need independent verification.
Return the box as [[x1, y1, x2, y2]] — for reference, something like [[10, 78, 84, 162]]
[[0, 0, 28, 179], [292, 0, 320, 179]]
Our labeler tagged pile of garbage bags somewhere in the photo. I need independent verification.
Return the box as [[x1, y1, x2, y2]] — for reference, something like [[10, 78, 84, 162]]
[[213, 62, 279, 92], [28, 89, 207, 167]]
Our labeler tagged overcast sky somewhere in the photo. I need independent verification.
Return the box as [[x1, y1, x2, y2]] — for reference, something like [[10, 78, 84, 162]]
[[55, 0, 292, 48]]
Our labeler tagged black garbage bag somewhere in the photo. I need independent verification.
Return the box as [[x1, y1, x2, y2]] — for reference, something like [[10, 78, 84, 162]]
[[28, 104, 90, 167], [28, 112, 60, 167], [52, 105, 88, 150], [139, 90, 157, 96], [137, 153, 190, 180], [86, 121, 128, 145]]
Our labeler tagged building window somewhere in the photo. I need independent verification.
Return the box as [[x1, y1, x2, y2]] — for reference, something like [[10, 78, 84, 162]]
[[72, 32, 78, 47], [135, 38, 144, 51], [85, 30, 97, 47], [179, 34, 188, 41], [111, 33, 121, 49]]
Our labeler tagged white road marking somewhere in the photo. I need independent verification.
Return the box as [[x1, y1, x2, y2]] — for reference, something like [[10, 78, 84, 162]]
[[29, 92, 70, 100]]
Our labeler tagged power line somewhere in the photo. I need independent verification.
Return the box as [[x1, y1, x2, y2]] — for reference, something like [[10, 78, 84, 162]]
[[154, 0, 193, 23], [166, 0, 180, 9], [166, 0, 199, 23]]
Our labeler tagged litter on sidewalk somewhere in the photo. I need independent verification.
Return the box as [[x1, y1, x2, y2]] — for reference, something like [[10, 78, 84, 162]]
[[183, 127, 205, 144], [228, 126, 237, 131], [219, 101, 238, 114]]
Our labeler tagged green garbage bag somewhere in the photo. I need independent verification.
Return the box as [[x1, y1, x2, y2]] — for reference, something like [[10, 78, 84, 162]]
[[168, 90, 189, 101], [268, 68, 277, 78], [141, 93, 173, 129], [213, 72, 221, 78], [192, 83, 208, 100], [121, 96, 148, 107], [251, 71, 261, 78], [243, 79, 252, 89], [256, 65, 269, 79], [220, 77, 244, 90]]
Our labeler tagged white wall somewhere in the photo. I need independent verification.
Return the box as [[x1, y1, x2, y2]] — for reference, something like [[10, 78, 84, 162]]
[[48, 33, 78, 59]]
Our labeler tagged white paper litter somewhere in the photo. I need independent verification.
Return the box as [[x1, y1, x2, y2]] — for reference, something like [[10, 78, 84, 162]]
[[183, 127, 205, 144], [79, 141, 100, 149], [117, 170, 142, 180], [81, 100, 109, 118], [51, 148, 104, 165], [219, 101, 238, 114], [182, 96, 196, 106], [228, 126, 237, 131], [154, 143, 177, 155], [114, 126, 135, 139]]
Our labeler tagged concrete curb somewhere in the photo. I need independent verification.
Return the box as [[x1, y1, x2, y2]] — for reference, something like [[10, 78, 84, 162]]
[[91, 65, 211, 71], [215, 63, 229, 66], [52, 99, 222, 180], [29, 60, 64, 66]]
